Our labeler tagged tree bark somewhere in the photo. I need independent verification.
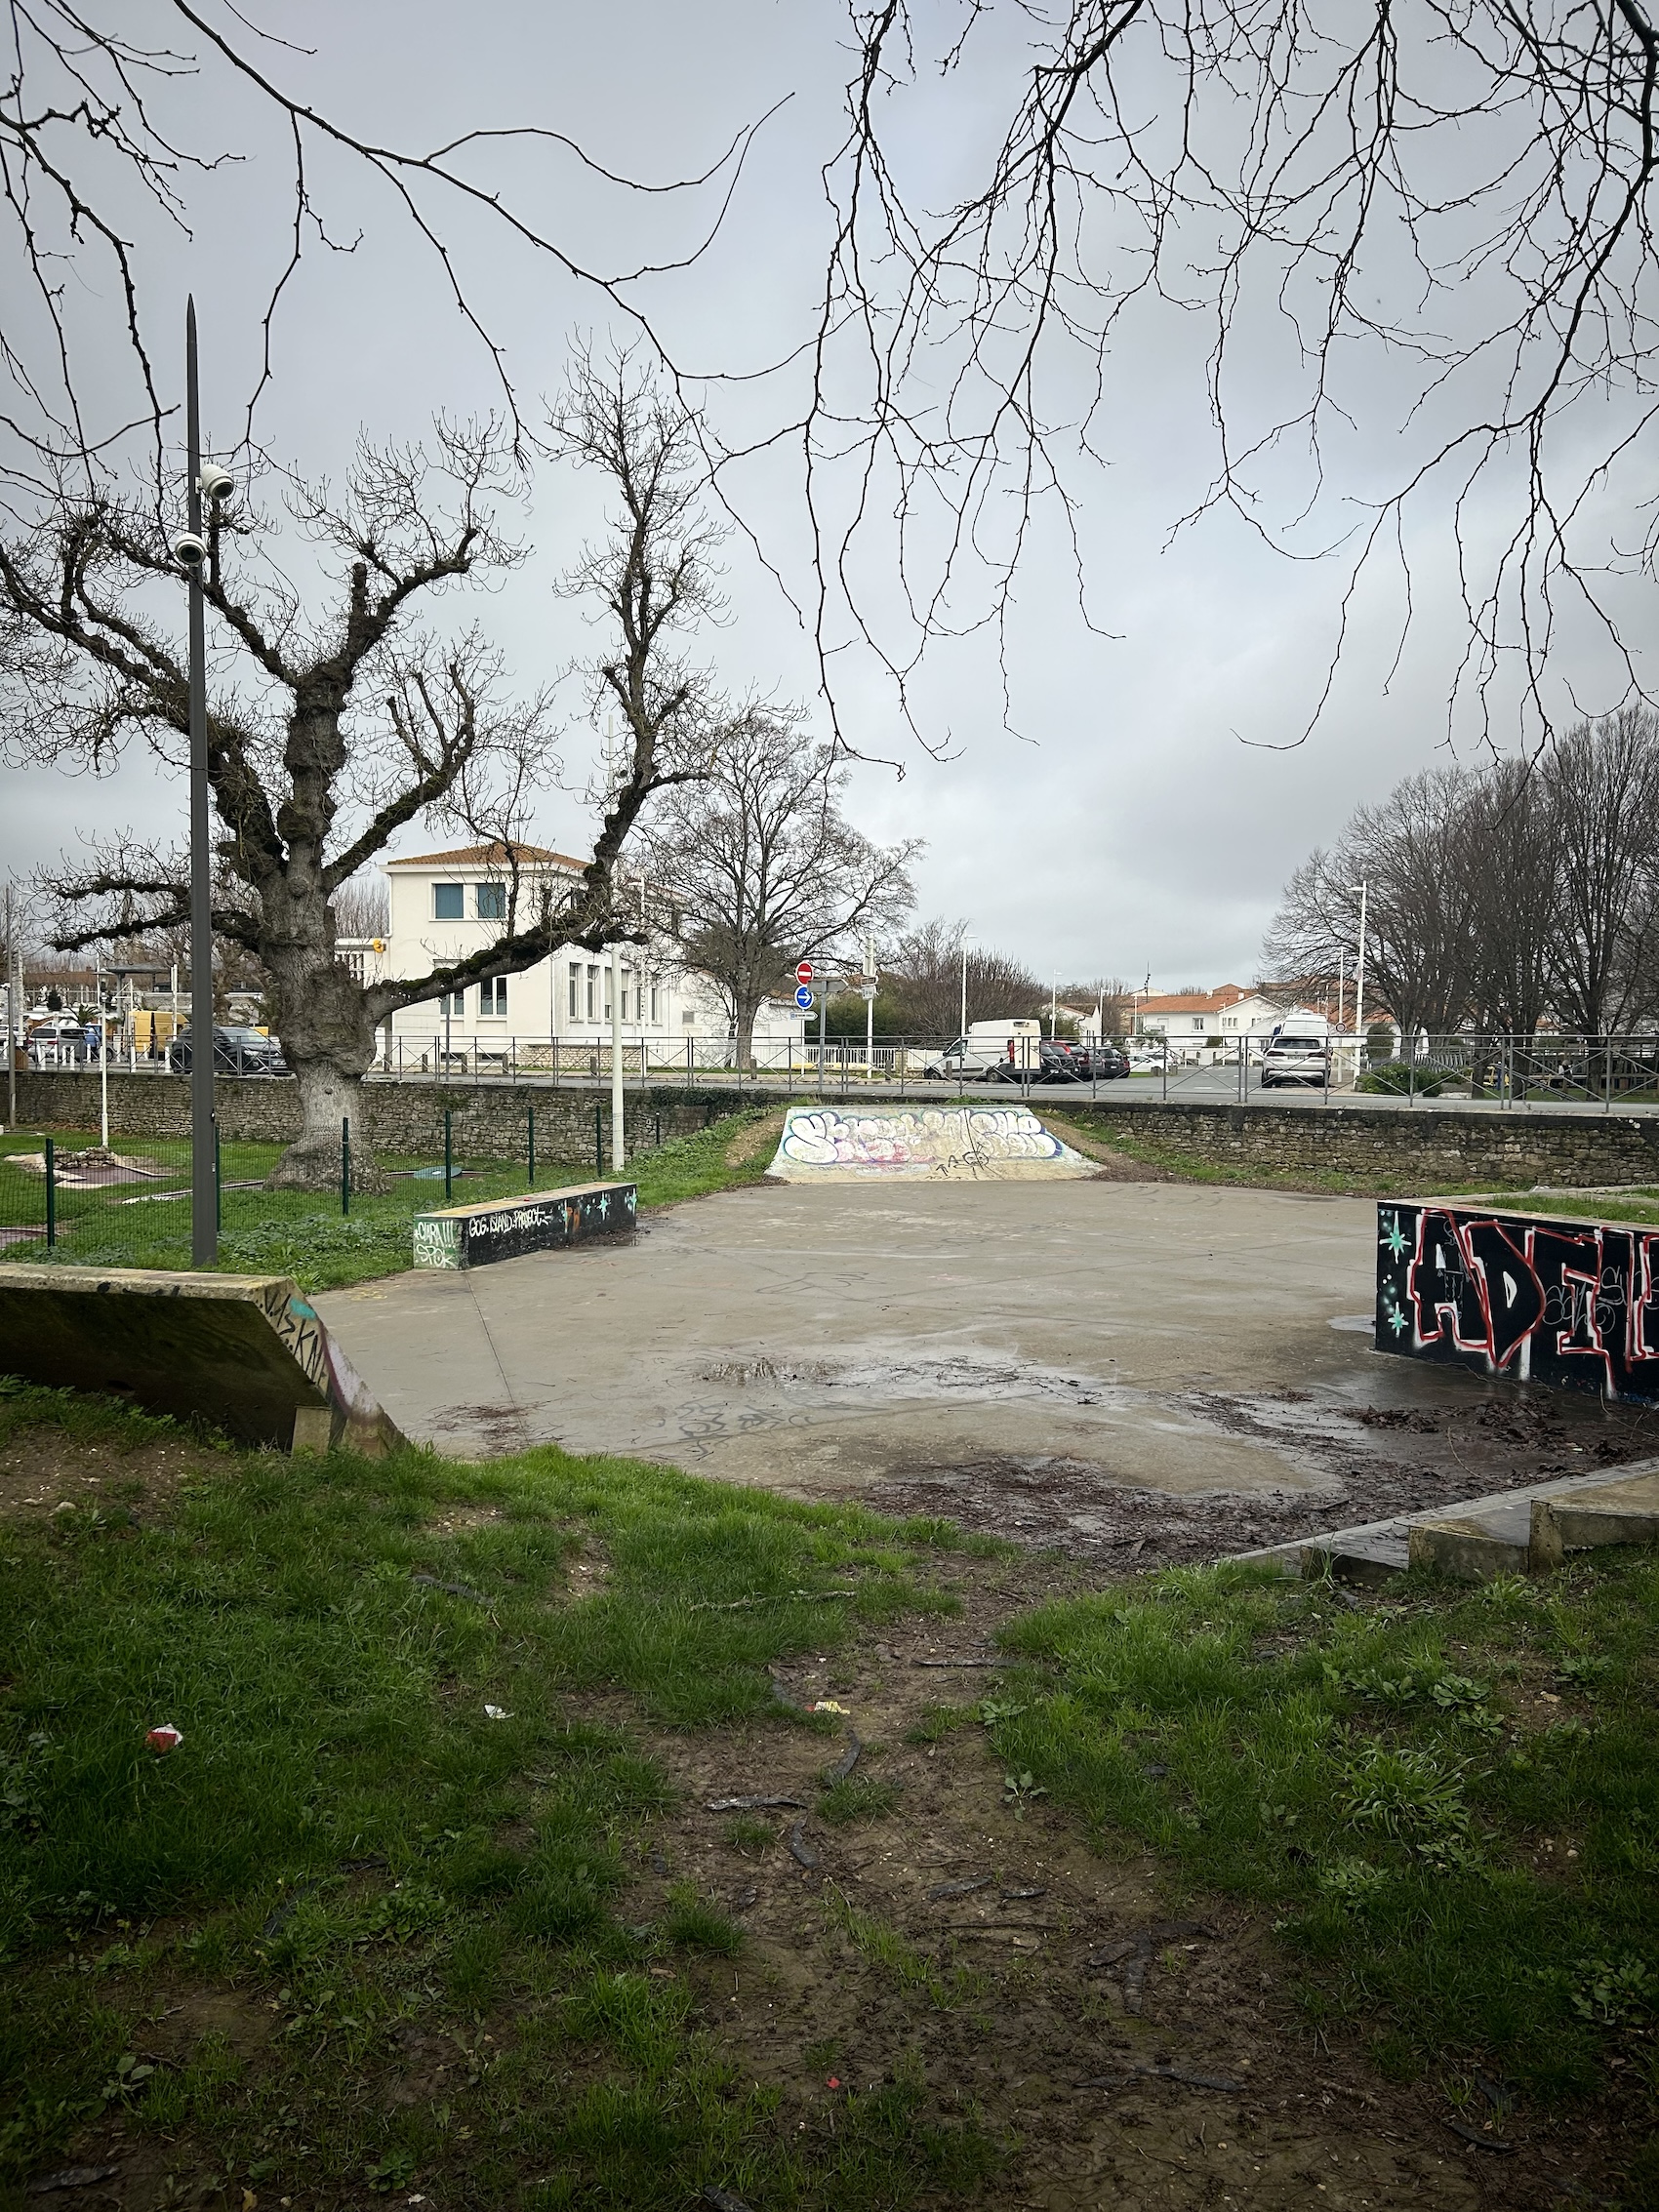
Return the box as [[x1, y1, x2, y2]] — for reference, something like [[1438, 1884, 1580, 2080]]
[[732, 991, 761, 1071], [264, 935, 388, 1191]]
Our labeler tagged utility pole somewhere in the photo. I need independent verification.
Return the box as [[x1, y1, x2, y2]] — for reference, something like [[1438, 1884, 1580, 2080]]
[[184, 300, 217, 1267], [959, 940, 969, 1041]]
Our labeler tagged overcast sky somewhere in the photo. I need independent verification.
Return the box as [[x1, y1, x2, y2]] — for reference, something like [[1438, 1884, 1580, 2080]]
[[5, 1, 1653, 992]]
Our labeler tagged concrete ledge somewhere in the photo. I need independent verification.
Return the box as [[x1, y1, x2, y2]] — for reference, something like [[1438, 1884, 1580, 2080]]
[[0, 1263, 405, 1454], [1406, 1516, 1529, 1582], [1529, 1471, 1659, 1571], [1236, 1459, 1659, 1585], [413, 1180, 636, 1269]]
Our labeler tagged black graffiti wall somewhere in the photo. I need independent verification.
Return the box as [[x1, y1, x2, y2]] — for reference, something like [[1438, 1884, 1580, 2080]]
[[1376, 1201, 1659, 1404]]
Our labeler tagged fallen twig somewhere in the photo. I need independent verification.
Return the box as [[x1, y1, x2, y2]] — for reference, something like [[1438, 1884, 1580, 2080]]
[[689, 1589, 858, 1613], [410, 1572, 489, 1605], [1442, 2115, 1516, 2154], [707, 1794, 806, 1813]]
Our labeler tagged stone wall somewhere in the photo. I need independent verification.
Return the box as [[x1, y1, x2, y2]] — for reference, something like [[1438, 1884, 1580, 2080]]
[[11, 1073, 1659, 1187], [6, 1071, 760, 1164], [1065, 1097, 1659, 1188]]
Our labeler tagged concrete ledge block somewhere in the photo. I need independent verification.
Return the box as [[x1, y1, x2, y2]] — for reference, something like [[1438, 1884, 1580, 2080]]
[[1529, 1494, 1659, 1573], [0, 1263, 404, 1455], [1406, 1517, 1528, 1582], [413, 1179, 636, 1269]]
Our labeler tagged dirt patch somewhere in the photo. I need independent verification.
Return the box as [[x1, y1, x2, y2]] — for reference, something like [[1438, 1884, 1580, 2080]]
[[0, 1434, 218, 1527], [590, 1556, 1621, 2209], [724, 1106, 787, 1168], [1040, 1110, 1178, 1181], [424, 1502, 506, 1535]]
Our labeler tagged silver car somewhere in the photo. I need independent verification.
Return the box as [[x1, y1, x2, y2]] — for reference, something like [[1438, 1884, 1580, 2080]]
[[1260, 1030, 1330, 1087]]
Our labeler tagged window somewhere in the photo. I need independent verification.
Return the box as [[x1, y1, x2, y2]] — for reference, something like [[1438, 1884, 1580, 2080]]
[[479, 978, 506, 1018], [650, 983, 660, 1024], [440, 988, 466, 1019], [619, 968, 632, 1021], [475, 882, 506, 921], [433, 883, 464, 920], [586, 964, 599, 1021], [568, 962, 582, 1020]]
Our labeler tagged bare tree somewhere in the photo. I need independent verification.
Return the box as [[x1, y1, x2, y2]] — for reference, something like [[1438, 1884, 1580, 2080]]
[[641, 704, 917, 1066], [813, 7, 1659, 742], [1, 357, 718, 1186], [887, 919, 1042, 1036], [0, 8, 769, 505], [330, 877, 390, 944], [1544, 707, 1659, 1035], [1463, 759, 1559, 1040], [1059, 977, 1134, 1038], [1264, 770, 1477, 1043]]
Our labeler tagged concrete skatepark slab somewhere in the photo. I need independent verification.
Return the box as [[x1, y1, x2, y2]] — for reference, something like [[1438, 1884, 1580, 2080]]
[[0, 1263, 406, 1453], [766, 1103, 1093, 1180], [315, 1182, 1650, 1553]]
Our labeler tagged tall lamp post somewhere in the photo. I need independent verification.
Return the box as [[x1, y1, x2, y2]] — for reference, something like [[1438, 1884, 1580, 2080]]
[[175, 299, 232, 1268], [959, 939, 971, 1042], [1348, 880, 1368, 1083]]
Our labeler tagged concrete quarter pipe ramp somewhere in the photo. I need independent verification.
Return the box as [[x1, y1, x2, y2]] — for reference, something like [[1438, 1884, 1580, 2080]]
[[767, 1103, 1093, 1182], [0, 1263, 406, 1454]]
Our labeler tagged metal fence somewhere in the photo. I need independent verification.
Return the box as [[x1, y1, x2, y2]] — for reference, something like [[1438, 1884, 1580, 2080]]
[[14, 1030, 1141, 1097], [0, 1092, 762, 1269]]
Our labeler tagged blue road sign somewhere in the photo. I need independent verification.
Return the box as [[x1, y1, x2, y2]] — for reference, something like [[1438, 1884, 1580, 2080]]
[[794, 985, 814, 1009]]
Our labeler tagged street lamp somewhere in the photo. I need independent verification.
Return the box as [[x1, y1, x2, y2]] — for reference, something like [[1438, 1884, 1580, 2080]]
[[1346, 880, 1368, 1081], [177, 299, 233, 1267], [859, 939, 879, 1078], [959, 939, 971, 1043]]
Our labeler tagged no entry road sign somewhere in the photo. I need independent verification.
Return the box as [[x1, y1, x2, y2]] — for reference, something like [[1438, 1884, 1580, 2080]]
[[794, 985, 814, 1010], [795, 960, 814, 984]]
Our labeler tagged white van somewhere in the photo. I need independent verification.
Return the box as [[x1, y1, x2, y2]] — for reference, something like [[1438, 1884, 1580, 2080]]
[[923, 1018, 1042, 1079]]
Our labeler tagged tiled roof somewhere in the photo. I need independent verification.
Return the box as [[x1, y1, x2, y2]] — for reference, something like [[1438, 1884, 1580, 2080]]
[[385, 843, 587, 871], [1136, 985, 1252, 1015]]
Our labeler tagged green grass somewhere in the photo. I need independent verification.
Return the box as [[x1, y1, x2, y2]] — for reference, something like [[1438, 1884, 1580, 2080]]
[[982, 1556, 1659, 2098], [0, 1110, 782, 1293], [0, 1382, 990, 2209]]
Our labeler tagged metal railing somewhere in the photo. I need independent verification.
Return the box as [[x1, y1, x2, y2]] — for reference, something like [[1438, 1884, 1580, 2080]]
[[0, 1098, 704, 1268]]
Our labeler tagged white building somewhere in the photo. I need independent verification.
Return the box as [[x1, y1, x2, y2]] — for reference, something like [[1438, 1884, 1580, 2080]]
[[356, 843, 807, 1070]]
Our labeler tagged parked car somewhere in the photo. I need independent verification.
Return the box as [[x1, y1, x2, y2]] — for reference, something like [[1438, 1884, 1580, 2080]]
[[171, 1024, 290, 1076], [1259, 1027, 1331, 1088], [26, 1014, 90, 1065], [1073, 1041, 1130, 1079], [989, 1038, 1082, 1084]]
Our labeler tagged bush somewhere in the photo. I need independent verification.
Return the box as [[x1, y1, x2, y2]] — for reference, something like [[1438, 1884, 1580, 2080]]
[[1358, 1062, 1445, 1098]]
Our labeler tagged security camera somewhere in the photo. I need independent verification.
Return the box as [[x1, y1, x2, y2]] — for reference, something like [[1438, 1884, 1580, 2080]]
[[172, 531, 208, 573], [197, 463, 235, 504]]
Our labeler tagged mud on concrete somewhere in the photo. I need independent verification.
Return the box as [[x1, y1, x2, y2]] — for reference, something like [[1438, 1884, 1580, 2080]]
[[852, 1383, 1656, 1571]]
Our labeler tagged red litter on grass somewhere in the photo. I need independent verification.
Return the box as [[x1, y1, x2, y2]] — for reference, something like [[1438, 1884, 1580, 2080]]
[[826, 2076, 842, 2090], [144, 1724, 183, 1754]]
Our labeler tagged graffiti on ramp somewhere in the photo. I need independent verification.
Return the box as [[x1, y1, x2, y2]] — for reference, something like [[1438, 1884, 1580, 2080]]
[[767, 1105, 1093, 1182]]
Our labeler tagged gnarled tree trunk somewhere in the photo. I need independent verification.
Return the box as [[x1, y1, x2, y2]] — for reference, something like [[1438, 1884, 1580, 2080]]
[[265, 938, 388, 1192]]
